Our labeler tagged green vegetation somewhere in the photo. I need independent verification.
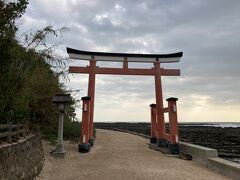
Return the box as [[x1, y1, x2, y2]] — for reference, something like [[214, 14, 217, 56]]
[[0, 0, 82, 141]]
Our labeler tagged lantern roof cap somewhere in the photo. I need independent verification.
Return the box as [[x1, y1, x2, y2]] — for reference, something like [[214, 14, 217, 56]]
[[52, 94, 71, 104]]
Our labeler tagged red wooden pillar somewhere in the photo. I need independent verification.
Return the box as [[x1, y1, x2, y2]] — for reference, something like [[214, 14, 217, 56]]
[[167, 97, 179, 154], [78, 96, 91, 153], [150, 104, 157, 143], [88, 60, 96, 146], [154, 62, 166, 146]]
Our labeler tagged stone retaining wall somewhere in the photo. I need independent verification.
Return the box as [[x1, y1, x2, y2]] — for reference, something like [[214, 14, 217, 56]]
[[0, 135, 44, 180]]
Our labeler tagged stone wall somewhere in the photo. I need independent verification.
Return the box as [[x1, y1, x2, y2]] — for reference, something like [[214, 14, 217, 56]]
[[0, 135, 44, 180]]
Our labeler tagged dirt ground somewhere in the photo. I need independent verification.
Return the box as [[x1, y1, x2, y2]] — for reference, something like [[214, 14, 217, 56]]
[[35, 129, 230, 180]]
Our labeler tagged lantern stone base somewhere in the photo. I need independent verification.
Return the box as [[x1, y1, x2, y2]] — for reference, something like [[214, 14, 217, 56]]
[[52, 143, 65, 158], [52, 151, 66, 158], [55, 143, 64, 152]]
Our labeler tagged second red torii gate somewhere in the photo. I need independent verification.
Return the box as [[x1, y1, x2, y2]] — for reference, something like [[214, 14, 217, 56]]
[[67, 47, 183, 154]]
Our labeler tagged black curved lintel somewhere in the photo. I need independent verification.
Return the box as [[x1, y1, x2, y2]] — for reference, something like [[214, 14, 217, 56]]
[[67, 47, 183, 58]]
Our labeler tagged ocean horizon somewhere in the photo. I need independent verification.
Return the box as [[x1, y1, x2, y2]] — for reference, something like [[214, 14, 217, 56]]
[[94, 121, 240, 128]]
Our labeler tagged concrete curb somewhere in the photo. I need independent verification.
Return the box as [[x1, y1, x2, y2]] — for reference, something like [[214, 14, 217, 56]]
[[179, 142, 218, 166], [179, 142, 240, 179], [207, 158, 240, 179]]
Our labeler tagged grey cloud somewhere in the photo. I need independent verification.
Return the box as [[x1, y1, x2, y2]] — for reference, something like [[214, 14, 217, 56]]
[[19, 0, 240, 121]]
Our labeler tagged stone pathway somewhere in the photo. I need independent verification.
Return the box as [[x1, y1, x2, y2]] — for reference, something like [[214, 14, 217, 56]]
[[36, 129, 230, 180]]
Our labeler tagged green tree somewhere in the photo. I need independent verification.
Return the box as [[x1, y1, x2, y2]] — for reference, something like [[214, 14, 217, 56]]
[[0, 0, 74, 134], [0, 0, 29, 122]]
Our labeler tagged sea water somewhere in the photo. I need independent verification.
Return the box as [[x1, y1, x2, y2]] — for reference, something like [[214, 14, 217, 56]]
[[181, 122, 240, 128]]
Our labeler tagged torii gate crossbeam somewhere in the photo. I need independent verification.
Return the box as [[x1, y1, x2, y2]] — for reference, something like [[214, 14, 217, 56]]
[[67, 47, 183, 154], [69, 66, 180, 76]]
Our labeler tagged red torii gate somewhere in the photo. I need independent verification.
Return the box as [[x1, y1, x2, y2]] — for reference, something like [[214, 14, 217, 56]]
[[67, 47, 183, 154]]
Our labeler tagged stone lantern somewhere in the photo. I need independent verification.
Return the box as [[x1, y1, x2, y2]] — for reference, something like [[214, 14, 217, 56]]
[[52, 93, 71, 158]]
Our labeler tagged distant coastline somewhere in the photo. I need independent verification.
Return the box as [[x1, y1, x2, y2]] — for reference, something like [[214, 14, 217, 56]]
[[95, 121, 240, 128], [180, 122, 240, 128]]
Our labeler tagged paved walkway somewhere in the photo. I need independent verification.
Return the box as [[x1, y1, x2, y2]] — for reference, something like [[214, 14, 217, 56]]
[[36, 129, 229, 180]]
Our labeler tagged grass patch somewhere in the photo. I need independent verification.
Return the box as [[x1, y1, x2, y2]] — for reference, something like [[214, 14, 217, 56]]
[[41, 120, 97, 144]]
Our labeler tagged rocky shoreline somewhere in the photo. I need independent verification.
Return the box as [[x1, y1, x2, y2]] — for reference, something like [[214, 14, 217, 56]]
[[94, 122, 240, 164]]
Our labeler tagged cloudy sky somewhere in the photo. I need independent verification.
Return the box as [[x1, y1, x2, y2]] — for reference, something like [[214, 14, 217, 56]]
[[18, 0, 240, 122]]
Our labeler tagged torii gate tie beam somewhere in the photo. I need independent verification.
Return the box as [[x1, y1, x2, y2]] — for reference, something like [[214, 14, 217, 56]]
[[67, 47, 183, 153]]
